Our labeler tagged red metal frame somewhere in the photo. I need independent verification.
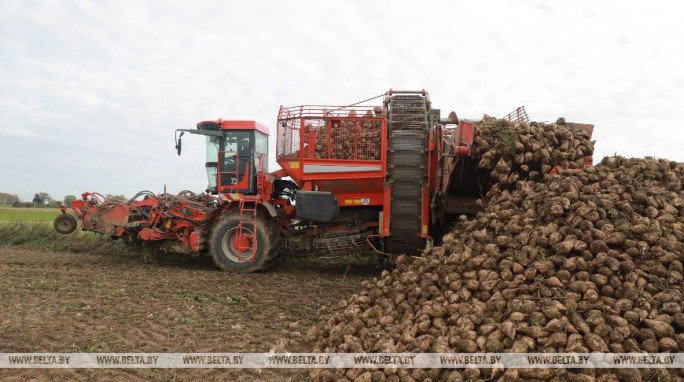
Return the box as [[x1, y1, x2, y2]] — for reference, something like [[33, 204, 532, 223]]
[[276, 105, 388, 212], [503, 106, 530, 124], [213, 126, 270, 203], [69, 192, 217, 253]]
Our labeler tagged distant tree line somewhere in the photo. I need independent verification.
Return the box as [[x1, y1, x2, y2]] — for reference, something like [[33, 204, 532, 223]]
[[0, 192, 20, 206], [1, 192, 126, 208]]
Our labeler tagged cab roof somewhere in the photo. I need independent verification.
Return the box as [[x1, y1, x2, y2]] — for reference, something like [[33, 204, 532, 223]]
[[197, 119, 270, 136]]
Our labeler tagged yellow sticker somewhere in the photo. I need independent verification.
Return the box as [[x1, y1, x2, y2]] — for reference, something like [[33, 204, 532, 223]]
[[343, 198, 370, 205], [289, 161, 300, 169]]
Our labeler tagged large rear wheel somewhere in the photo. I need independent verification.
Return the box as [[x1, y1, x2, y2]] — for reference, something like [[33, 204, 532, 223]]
[[209, 211, 281, 272]]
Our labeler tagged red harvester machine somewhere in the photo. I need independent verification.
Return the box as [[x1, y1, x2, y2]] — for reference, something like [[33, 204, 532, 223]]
[[54, 90, 593, 272]]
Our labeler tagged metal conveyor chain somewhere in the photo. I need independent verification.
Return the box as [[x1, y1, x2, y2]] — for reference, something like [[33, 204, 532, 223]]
[[385, 94, 428, 254]]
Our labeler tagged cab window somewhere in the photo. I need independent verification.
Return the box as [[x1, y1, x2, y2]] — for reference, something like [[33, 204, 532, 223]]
[[255, 132, 268, 172]]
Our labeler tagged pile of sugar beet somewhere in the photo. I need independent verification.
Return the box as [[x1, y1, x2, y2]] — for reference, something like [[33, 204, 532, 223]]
[[306, 118, 683, 382]]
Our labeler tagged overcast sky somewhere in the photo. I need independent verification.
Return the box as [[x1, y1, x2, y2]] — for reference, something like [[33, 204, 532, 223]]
[[1, 1, 683, 202]]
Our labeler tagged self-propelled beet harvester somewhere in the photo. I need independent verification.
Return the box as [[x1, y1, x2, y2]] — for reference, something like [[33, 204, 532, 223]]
[[54, 90, 594, 272]]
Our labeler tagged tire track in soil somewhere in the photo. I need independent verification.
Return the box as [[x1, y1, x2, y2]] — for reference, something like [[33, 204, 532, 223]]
[[0, 248, 377, 381]]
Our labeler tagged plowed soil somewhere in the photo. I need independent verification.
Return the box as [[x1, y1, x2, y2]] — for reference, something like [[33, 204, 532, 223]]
[[0, 248, 377, 381]]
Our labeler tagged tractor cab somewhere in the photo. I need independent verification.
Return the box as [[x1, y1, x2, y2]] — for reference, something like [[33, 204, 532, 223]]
[[175, 120, 269, 196]]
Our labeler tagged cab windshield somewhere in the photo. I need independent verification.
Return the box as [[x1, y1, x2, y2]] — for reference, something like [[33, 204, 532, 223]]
[[223, 131, 250, 156]]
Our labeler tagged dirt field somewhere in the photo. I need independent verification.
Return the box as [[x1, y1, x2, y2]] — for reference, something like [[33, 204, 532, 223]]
[[0, 247, 380, 381]]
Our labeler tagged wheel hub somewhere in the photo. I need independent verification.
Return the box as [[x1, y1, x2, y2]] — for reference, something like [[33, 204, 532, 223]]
[[233, 233, 252, 253], [221, 228, 254, 263]]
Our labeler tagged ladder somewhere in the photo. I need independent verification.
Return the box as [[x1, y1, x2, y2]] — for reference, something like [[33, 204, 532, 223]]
[[237, 197, 258, 262], [234, 158, 268, 263]]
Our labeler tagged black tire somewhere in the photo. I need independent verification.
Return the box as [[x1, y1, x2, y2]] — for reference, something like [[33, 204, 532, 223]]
[[54, 214, 77, 234], [209, 210, 281, 273], [259, 212, 283, 270]]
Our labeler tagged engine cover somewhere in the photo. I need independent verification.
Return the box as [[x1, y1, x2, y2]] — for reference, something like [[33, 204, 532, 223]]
[[295, 191, 340, 223]]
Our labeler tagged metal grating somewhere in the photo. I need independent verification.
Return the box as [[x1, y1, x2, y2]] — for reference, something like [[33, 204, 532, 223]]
[[385, 93, 429, 254], [277, 105, 383, 161], [503, 106, 530, 123]]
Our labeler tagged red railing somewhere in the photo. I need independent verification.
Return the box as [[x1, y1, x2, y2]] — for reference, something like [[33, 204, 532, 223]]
[[276, 105, 384, 161], [503, 106, 530, 123]]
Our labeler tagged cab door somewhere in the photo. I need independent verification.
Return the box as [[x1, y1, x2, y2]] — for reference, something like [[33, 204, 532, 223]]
[[218, 131, 256, 194]]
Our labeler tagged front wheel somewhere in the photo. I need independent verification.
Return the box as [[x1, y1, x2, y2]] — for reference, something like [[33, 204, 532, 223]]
[[209, 211, 280, 272], [54, 214, 77, 234]]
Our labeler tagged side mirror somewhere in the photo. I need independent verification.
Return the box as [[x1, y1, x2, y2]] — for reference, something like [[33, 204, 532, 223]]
[[175, 132, 184, 156]]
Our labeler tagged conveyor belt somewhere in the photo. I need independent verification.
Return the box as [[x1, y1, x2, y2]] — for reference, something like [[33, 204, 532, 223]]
[[385, 94, 428, 254]]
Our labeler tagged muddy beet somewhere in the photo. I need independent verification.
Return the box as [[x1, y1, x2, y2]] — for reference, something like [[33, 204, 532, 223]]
[[308, 127, 682, 381]]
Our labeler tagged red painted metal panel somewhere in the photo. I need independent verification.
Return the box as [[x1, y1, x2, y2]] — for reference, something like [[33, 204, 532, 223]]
[[382, 183, 390, 237], [457, 120, 475, 147]]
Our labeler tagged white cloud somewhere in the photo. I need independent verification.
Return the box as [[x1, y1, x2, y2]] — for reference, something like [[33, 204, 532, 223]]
[[1, 0, 684, 201]]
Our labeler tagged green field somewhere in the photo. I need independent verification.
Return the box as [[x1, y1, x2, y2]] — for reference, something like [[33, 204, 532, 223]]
[[0, 207, 63, 221]]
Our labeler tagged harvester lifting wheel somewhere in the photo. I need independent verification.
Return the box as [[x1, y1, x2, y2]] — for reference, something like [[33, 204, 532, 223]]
[[209, 212, 280, 273], [54, 214, 77, 234]]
